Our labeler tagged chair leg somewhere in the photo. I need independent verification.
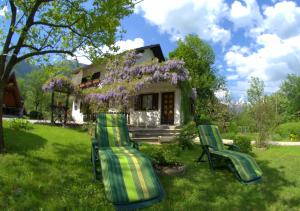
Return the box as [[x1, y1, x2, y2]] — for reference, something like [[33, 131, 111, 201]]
[[207, 152, 214, 170], [91, 146, 98, 180], [197, 150, 206, 162]]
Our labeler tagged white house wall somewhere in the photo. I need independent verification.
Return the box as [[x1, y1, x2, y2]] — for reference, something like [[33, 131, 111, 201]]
[[129, 82, 181, 126], [72, 99, 84, 123]]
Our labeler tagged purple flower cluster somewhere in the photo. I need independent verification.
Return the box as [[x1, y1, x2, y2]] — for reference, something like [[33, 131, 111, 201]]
[[85, 51, 190, 103], [42, 76, 74, 92]]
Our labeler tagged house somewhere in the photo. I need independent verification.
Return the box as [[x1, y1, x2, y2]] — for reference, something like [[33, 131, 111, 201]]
[[2, 73, 24, 116], [71, 44, 193, 128]]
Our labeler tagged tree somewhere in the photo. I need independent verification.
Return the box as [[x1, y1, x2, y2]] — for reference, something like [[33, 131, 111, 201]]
[[0, 0, 135, 153], [24, 61, 74, 117], [247, 77, 275, 147], [280, 74, 300, 116], [247, 77, 264, 106], [169, 34, 224, 123]]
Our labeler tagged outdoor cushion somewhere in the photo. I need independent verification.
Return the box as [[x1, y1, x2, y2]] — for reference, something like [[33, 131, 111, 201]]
[[198, 125, 262, 183], [99, 146, 162, 204], [210, 149, 262, 182], [95, 113, 130, 147], [92, 113, 164, 209]]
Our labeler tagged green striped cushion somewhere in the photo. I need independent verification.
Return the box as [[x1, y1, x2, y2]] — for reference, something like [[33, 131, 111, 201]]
[[211, 149, 263, 182], [99, 146, 162, 204], [198, 125, 224, 151], [96, 113, 130, 147]]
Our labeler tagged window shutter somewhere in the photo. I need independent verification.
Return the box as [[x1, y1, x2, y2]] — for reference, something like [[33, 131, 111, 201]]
[[134, 95, 141, 110], [152, 93, 158, 110]]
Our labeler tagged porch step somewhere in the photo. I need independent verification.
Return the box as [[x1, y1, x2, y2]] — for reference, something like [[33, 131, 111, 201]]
[[131, 136, 176, 144], [133, 130, 179, 138]]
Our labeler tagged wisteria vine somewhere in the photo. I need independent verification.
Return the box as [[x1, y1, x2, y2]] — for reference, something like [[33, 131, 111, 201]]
[[43, 75, 75, 93], [84, 51, 191, 104]]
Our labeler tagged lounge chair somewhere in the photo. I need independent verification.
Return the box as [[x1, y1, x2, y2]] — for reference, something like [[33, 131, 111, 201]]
[[197, 125, 262, 184], [91, 113, 164, 210]]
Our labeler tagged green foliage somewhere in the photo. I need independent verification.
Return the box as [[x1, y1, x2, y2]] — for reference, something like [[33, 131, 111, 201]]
[[247, 77, 275, 147], [169, 34, 224, 121], [29, 111, 44, 120], [22, 62, 75, 117], [222, 132, 237, 140], [142, 144, 181, 166], [176, 121, 197, 150], [8, 119, 33, 131], [234, 135, 252, 153], [274, 122, 300, 141], [280, 74, 300, 115], [247, 77, 264, 105], [179, 81, 193, 124]]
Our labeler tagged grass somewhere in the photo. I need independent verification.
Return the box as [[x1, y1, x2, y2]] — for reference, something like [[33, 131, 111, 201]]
[[1, 122, 300, 210]]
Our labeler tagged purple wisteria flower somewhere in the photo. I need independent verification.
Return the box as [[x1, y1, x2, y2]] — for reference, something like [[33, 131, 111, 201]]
[[84, 52, 190, 104], [43, 76, 74, 93]]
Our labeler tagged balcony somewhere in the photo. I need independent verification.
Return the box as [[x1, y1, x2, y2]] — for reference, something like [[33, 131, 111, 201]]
[[79, 79, 101, 89]]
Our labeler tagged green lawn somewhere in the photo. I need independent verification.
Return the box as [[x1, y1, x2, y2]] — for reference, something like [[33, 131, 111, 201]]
[[1, 123, 300, 210]]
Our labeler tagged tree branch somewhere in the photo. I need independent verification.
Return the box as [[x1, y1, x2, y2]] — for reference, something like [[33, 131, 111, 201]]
[[16, 50, 74, 63], [33, 20, 78, 28], [0, 0, 17, 78], [2, 0, 17, 55], [8, 44, 40, 52]]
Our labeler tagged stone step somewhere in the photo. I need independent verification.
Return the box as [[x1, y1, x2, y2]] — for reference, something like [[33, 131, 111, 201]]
[[129, 128, 181, 132], [133, 132, 180, 138], [131, 137, 159, 143]]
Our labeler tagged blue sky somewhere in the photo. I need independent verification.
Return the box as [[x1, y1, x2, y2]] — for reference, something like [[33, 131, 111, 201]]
[[118, 0, 300, 101], [1, 0, 300, 101]]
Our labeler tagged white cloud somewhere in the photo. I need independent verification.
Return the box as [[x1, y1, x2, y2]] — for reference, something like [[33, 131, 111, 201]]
[[225, 33, 300, 94], [69, 38, 145, 65], [135, 0, 231, 45], [249, 1, 300, 39], [0, 6, 8, 16], [227, 74, 239, 80], [229, 0, 263, 29], [101, 38, 144, 54]]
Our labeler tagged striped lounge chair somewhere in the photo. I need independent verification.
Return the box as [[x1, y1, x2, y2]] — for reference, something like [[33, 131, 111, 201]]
[[197, 125, 262, 184], [91, 113, 164, 210]]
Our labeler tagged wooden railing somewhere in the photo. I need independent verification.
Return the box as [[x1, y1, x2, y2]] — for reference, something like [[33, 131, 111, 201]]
[[79, 79, 101, 89]]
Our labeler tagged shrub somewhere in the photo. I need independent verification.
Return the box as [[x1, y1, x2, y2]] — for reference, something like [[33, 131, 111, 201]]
[[233, 135, 252, 153], [222, 132, 237, 140], [143, 144, 181, 166], [176, 121, 197, 150], [29, 111, 43, 120], [9, 118, 33, 131], [274, 122, 300, 137]]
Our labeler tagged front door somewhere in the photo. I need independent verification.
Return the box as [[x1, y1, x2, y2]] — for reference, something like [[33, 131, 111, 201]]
[[161, 92, 174, 125]]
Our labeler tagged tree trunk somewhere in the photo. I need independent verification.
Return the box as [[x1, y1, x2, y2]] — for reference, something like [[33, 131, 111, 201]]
[[0, 82, 6, 153]]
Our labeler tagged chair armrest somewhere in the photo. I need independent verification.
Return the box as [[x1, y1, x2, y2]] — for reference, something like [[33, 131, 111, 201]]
[[201, 144, 214, 150], [130, 139, 140, 150], [224, 143, 240, 151]]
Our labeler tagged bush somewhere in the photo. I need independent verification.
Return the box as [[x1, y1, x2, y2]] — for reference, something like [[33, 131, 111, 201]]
[[274, 122, 300, 141], [29, 111, 44, 120], [143, 144, 181, 166], [234, 135, 252, 153], [9, 118, 33, 131], [222, 132, 237, 140], [176, 121, 197, 150]]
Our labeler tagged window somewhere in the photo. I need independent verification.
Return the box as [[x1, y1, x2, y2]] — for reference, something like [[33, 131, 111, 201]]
[[135, 93, 158, 111], [81, 77, 88, 83], [92, 72, 101, 80]]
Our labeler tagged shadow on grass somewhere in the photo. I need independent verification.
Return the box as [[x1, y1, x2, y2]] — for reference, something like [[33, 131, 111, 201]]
[[3, 128, 47, 154], [146, 148, 298, 210], [142, 147, 300, 210]]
